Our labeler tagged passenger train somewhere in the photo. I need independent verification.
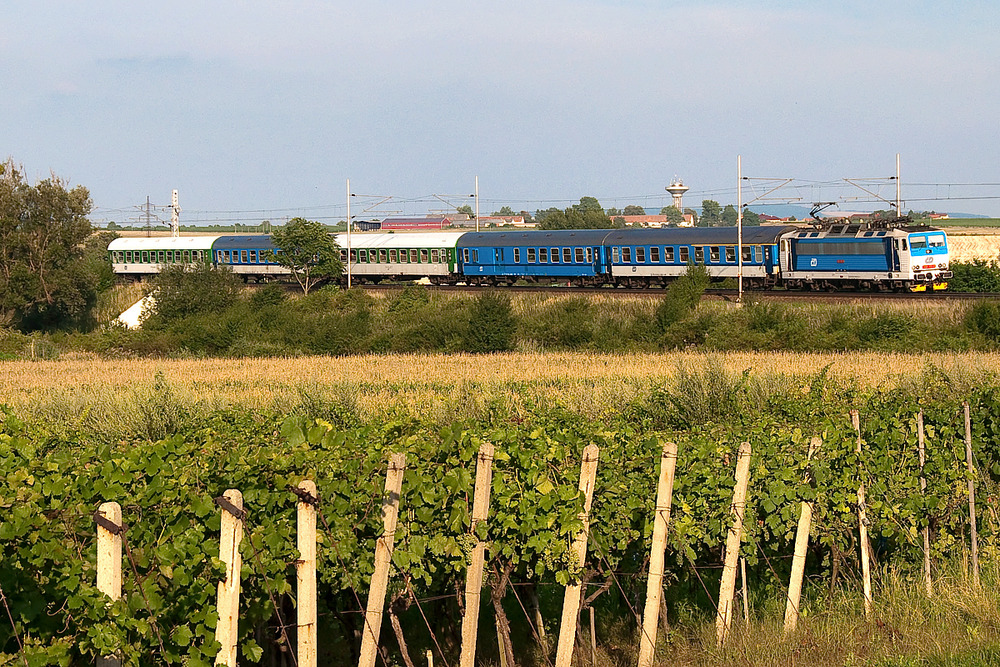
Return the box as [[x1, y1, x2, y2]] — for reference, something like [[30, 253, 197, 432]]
[[107, 222, 953, 292]]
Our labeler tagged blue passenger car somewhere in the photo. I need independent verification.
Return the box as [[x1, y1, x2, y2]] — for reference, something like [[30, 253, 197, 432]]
[[456, 230, 613, 285], [604, 226, 794, 287], [212, 235, 289, 281]]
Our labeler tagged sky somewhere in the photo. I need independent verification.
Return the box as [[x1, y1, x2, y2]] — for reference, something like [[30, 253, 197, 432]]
[[4, 1, 1000, 225]]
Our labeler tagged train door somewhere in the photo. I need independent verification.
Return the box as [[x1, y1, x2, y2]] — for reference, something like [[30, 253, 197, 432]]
[[763, 246, 774, 274]]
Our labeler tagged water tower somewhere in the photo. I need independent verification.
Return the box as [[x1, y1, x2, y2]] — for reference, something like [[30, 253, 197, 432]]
[[665, 176, 689, 210]]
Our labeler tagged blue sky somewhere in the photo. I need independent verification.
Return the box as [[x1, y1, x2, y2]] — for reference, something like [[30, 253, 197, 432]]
[[4, 1, 999, 224]]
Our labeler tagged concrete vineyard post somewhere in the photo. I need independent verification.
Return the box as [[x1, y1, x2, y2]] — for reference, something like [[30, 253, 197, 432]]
[[359, 453, 406, 667], [96, 501, 122, 667], [917, 411, 932, 596], [851, 411, 873, 618], [783, 436, 821, 635], [637, 442, 678, 667], [459, 442, 495, 667], [716, 442, 752, 647], [964, 402, 981, 589], [296, 480, 318, 667], [214, 490, 244, 667], [555, 444, 600, 667]]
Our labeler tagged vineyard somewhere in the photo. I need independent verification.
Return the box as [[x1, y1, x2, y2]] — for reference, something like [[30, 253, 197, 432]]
[[1, 375, 999, 666]]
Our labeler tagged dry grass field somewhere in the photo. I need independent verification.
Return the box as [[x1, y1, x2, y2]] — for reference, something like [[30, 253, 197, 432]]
[[4, 351, 999, 436]]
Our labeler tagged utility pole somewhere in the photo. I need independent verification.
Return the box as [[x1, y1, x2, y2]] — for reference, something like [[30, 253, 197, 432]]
[[737, 155, 743, 304], [475, 176, 480, 233], [170, 189, 180, 237], [346, 178, 352, 289]]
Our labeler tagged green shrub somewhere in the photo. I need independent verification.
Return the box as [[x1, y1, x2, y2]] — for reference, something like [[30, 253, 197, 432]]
[[464, 290, 516, 353], [521, 297, 594, 349], [948, 259, 1000, 292], [144, 263, 242, 326], [966, 301, 1000, 342], [656, 263, 710, 330]]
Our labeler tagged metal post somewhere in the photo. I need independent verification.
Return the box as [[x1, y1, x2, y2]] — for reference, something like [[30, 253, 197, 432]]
[[737, 155, 743, 304], [475, 176, 480, 233], [346, 179, 352, 289]]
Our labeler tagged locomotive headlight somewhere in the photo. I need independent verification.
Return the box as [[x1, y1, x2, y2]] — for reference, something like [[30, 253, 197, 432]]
[[938, 263, 946, 268]]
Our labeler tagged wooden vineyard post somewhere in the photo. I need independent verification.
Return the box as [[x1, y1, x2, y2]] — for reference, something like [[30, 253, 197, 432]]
[[214, 490, 244, 667], [296, 480, 318, 667], [740, 558, 749, 623], [851, 411, 873, 618], [783, 436, 821, 635], [359, 453, 407, 667], [95, 501, 123, 667], [716, 442, 752, 647], [554, 444, 600, 667], [917, 411, 932, 596], [637, 442, 678, 667], [459, 442, 495, 667], [963, 402, 981, 589]]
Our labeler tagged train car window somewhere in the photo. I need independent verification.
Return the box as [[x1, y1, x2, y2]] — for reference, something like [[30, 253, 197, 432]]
[[709, 247, 720, 263], [494, 248, 503, 262], [575, 247, 585, 263], [742, 246, 752, 262], [551, 248, 560, 263], [725, 247, 736, 263], [586, 247, 594, 263], [159, 251, 166, 263], [901, 239, 908, 250], [562, 248, 572, 263], [142, 251, 149, 263], [636, 247, 646, 263], [409, 249, 418, 263], [350, 249, 358, 262], [528, 248, 536, 263], [513, 248, 521, 263], [362, 250, 371, 263], [754, 247, 762, 262], [389, 249, 398, 262], [679, 247, 689, 263], [428, 249, 436, 263], [540, 248, 549, 263], [665, 247, 675, 262], [612, 247, 620, 263], [421, 249, 429, 262], [694, 247, 704, 263], [380, 249, 389, 262], [340, 249, 348, 262], [472, 249, 479, 262], [622, 247, 632, 263], [650, 247, 660, 263], [241, 250, 248, 263]]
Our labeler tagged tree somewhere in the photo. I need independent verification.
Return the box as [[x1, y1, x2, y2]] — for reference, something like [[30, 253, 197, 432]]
[[143, 261, 242, 326], [0, 159, 98, 331], [267, 217, 343, 294], [742, 208, 761, 226], [721, 204, 738, 226], [660, 205, 685, 225], [493, 206, 516, 216], [464, 290, 516, 353], [573, 196, 604, 214], [456, 204, 475, 218], [623, 205, 646, 216], [606, 207, 622, 217], [700, 200, 721, 226]]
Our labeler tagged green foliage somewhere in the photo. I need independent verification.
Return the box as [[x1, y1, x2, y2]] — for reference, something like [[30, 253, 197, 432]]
[[700, 199, 721, 226], [660, 205, 684, 225], [948, 259, 1000, 292], [464, 290, 516, 353], [656, 263, 710, 331], [144, 263, 243, 328], [966, 301, 1000, 342], [622, 205, 646, 216], [267, 217, 343, 295], [0, 160, 99, 331]]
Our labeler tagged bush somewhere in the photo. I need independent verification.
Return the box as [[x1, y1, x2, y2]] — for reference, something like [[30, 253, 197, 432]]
[[521, 297, 594, 349], [656, 263, 710, 330], [948, 259, 1000, 292], [966, 301, 1000, 342], [144, 263, 242, 326], [464, 290, 516, 353]]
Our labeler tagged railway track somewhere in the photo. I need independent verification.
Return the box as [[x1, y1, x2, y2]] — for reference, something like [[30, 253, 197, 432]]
[[276, 282, 1000, 301]]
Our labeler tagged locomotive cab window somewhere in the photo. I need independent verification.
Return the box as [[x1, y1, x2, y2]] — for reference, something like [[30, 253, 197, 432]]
[[910, 237, 927, 249]]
